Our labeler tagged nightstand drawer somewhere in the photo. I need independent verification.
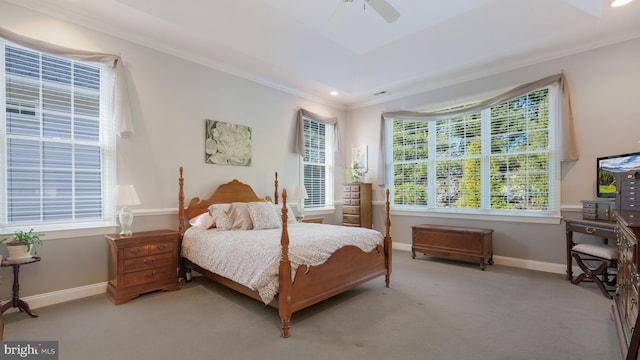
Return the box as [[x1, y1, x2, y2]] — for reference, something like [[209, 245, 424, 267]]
[[124, 245, 149, 259], [123, 252, 174, 272], [123, 266, 174, 287], [150, 242, 173, 255]]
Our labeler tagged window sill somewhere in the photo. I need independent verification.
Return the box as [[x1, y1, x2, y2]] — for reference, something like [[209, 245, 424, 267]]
[[390, 208, 561, 225]]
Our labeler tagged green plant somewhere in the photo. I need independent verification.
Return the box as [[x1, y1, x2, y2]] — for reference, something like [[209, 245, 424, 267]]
[[0, 229, 45, 254]]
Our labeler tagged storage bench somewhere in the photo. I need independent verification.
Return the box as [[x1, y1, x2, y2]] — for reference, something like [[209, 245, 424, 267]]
[[411, 224, 494, 270]]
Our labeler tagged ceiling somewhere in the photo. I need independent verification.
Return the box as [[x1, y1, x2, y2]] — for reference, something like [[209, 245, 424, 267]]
[[8, 0, 640, 108]]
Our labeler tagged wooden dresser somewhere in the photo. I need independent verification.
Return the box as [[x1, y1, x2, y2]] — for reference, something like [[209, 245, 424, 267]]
[[342, 183, 372, 228], [106, 229, 181, 304], [613, 210, 640, 359]]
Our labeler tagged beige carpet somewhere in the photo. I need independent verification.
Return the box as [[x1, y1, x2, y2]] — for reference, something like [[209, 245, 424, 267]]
[[2, 250, 620, 360]]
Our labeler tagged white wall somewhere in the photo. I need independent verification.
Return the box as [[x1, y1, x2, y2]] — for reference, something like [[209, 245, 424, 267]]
[[345, 37, 640, 264]]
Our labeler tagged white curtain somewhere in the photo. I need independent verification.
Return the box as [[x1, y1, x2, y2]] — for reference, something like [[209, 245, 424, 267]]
[[377, 73, 578, 185], [0, 27, 134, 137]]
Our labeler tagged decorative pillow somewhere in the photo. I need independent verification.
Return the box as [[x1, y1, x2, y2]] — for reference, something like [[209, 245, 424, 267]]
[[229, 202, 253, 230], [188, 212, 216, 230], [208, 204, 232, 231], [248, 202, 282, 230], [278, 203, 297, 224]]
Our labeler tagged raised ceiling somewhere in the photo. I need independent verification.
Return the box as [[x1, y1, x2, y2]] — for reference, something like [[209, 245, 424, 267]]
[[7, 0, 640, 108]]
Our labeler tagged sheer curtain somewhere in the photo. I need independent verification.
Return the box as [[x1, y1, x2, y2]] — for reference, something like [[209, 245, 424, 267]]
[[377, 73, 578, 185], [0, 27, 134, 137]]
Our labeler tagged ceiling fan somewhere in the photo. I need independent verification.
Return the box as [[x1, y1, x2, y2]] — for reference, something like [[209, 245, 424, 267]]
[[334, 0, 401, 24]]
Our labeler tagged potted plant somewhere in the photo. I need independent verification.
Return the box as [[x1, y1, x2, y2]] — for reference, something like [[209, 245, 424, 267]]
[[0, 229, 44, 260]]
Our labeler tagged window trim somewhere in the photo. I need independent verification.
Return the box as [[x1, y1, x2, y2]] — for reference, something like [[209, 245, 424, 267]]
[[0, 41, 117, 234]]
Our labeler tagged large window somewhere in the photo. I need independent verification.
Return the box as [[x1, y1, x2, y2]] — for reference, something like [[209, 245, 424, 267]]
[[386, 86, 558, 217], [302, 118, 334, 208], [0, 42, 116, 231]]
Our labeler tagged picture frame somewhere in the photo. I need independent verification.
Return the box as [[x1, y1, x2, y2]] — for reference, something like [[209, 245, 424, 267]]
[[205, 119, 252, 166]]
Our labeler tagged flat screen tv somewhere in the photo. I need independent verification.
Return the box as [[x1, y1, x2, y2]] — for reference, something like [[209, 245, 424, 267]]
[[597, 151, 640, 198]]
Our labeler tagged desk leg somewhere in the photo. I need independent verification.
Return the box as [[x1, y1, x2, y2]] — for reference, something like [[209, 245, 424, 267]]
[[566, 228, 573, 281]]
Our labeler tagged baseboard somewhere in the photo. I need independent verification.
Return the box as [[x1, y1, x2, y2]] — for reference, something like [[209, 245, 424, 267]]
[[4, 244, 567, 311], [2, 282, 108, 314], [392, 242, 566, 274]]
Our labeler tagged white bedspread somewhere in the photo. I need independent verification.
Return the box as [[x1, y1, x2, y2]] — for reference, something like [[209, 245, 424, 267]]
[[181, 223, 384, 304]]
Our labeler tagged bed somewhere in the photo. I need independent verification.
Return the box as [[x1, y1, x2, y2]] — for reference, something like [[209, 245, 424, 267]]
[[177, 167, 392, 338]]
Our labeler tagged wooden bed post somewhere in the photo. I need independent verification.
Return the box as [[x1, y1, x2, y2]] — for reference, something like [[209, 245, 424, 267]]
[[274, 172, 279, 204], [384, 188, 392, 288], [179, 167, 185, 237], [178, 167, 186, 280], [278, 188, 292, 338]]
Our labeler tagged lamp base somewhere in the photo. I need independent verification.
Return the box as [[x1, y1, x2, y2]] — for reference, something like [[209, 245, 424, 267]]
[[118, 206, 134, 236]]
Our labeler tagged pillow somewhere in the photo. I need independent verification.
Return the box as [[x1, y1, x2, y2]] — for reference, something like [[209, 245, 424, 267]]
[[209, 204, 232, 230], [229, 202, 253, 230], [279, 203, 297, 224], [188, 212, 216, 230], [248, 202, 282, 230]]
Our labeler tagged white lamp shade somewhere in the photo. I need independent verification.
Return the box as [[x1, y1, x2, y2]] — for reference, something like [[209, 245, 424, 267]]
[[116, 185, 141, 206], [292, 185, 309, 200]]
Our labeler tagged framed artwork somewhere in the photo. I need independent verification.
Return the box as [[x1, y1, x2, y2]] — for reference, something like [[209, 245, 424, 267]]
[[205, 119, 252, 166], [351, 145, 367, 182]]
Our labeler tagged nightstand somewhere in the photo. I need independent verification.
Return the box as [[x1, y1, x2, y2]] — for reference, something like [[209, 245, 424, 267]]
[[105, 230, 180, 304], [300, 217, 324, 224]]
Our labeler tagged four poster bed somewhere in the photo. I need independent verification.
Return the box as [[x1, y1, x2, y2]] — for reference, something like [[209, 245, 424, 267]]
[[177, 167, 392, 337]]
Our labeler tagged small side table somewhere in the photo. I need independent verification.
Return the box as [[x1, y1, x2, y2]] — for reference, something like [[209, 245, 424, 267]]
[[1, 256, 41, 318]]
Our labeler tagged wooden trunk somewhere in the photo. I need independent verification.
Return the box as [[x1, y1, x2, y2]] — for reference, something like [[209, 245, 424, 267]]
[[411, 224, 493, 270]]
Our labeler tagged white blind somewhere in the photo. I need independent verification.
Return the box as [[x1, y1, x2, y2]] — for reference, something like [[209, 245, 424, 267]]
[[1, 43, 115, 229], [386, 85, 557, 216], [303, 118, 328, 208]]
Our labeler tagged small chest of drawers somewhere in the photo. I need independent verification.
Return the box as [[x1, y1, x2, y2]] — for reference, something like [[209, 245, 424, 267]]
[[106, 229, 181, 304], [342, 183, 372, 228], [617, 171, 640, 211]]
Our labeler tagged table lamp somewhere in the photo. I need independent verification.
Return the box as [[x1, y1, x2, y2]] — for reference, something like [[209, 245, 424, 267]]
[[292, 184, 309, 221], [116, 185, 140, 236]]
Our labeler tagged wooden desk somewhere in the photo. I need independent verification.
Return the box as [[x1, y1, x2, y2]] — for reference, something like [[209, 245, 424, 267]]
[[563, 216, 616, 281]]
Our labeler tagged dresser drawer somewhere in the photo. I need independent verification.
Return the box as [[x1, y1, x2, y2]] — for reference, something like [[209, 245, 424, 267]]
[[123, 252, 174, 273], [567, 222, 616, 239], [343, 206, 360, 215], [343, 215, 361, 225], [123, 266, 174, 287]]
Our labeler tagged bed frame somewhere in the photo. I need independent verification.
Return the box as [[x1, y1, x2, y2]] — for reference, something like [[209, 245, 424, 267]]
[[177, 167, 392, 338]]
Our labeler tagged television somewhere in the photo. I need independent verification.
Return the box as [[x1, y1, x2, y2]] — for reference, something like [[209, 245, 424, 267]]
[[597, 151, 640, 198]]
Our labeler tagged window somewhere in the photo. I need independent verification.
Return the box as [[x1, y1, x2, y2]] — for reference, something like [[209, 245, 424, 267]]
[[386, 86, 558, 217], [0, 42, 116, 232], [302, 118, 334, 208]]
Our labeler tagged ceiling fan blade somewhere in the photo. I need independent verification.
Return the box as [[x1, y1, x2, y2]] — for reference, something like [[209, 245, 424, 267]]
[[368, 0, 400, 23]]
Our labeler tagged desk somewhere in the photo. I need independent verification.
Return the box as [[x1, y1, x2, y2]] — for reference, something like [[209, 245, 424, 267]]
[[563, 216, 616, 281]]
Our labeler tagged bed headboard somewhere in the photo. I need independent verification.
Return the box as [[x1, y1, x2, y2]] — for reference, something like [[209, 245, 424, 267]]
[[178, 167, 278, 235]]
